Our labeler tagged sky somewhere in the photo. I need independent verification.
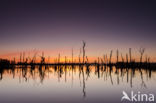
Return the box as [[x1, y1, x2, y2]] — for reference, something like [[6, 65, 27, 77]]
[[0, 0, 156, 62]]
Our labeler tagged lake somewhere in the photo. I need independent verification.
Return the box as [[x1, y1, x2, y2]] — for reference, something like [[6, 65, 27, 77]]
[[0, 65, 155, 103]]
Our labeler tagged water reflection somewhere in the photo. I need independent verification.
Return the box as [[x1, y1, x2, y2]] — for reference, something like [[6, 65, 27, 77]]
[[0, 65, 155, 98]]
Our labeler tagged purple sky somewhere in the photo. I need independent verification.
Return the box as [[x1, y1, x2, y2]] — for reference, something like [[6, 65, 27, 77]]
[[0, 0, 156, 61]]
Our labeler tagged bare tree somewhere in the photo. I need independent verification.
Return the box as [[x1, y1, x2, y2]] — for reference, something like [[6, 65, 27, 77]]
[[109, 50, 113, 64], [126, 53, 128, 63], [101, 58, 103, 64], [38, 52, 45, 64], [129, 48, 132, 63], [121, 53, 124, 62], [105, 54, 108, 64], [72, 48, 73, 63], [14, 57, 16, 64], [82, 41, 86, 63], [58, 53, 60, 63], [103, 55, 105, 64], [20, 53, 22, 63], [41, 52, 45, 64], [148, 57, 150, 63], [23, 52, 25, 62], [79, 48, 81, 63], [33, 52, 37, 63], [86, 56, 89, 63], [98, 57, 100, 64], [116, 49, 119, 63], [139, 48, 145, 63]]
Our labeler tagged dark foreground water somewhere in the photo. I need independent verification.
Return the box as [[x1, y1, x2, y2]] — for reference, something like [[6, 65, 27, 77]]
[[0, 65, 156, 103]]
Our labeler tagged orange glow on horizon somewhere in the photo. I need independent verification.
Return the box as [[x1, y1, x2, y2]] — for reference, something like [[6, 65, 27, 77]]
[[0, 49, 156, 62]]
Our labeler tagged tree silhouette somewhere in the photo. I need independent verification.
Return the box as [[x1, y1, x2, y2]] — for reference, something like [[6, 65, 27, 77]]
[[139, 48, 145, 63]]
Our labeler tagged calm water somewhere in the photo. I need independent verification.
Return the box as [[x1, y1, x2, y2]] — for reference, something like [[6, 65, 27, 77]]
[[0, 65, 156, 103]]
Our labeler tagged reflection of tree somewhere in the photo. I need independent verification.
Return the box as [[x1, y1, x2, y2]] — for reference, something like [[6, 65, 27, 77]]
[[130, 68, 133, 88], [103, 65, 108, 81], [109, 66, 113, 85], [95, 63, 100, 78], [79, 66, 82, 87], [86, 65, 90, 80], [71, 65, 74, 87], [65, 65, 67, 82], [126, 68, 128, 83], [81, 66, 86, 98], [22, 65, 28, 82], [39, 65, 45, 83], [115, 67, 119, 85], [0, 64, 155, 98], [0, 69, 4, 80], [139, 68, 147, 88], [149, 69, 152, 78]]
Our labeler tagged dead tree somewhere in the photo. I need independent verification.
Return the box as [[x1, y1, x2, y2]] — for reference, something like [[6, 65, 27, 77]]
[[72, 48, 73, 63], [126, 53, 128, 63], [148, 57, 150, 63], [40, 52, 45, 64], [139, 48, 145, 63], [20, 53, 22, 63], [109, 50, 113, 64], [101, 58, 103, 64], [103, 55, 105, 64], [79, 48, 81, 63], [29, 52, 37, 63], [58, 53, 60, 63], [82, 41, 86, 64], [86, 56, 89, 63], [98, 57, 100, 64], [121, 53, 124, 62], [25, 58, 28, 64], [116, 49, 119, 63], [129, 48, 132, 63], [13, 57, 16, 64], [23, 52, 25, 62], [105, 54, 108, 64]]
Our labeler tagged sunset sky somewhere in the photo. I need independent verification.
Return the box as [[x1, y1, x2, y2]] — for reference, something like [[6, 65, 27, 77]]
[[0, 0, 156, 62]]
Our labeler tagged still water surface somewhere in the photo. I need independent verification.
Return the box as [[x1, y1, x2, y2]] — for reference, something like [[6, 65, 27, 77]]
[[0, 65, 156, 103]]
